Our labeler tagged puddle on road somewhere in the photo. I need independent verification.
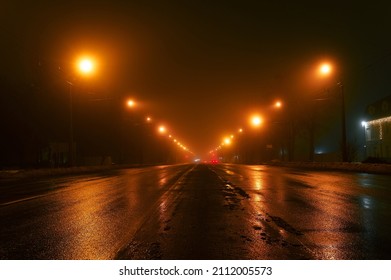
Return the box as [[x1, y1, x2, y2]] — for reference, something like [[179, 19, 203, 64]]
[[221, 180, 250, 210]]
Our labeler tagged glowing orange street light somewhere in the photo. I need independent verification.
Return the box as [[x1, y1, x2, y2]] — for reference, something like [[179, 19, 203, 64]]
[[250, 115, 263, 127], [77, 57, 95, 75], [224, 137, 231, 145], [158, 125, 166, 134], [275, 101, 282, 108], [319, 63, 332, 75], [127, 99, 136, 108]]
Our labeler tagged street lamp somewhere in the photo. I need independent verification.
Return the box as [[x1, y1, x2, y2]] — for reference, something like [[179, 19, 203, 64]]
[[250, 115, 263, 127], [274, 101, 282, 108], [158, 125, 166, 134], [361, 121, 367, 160], [319, 63, 331, 75], [68, 57, 95, 167], [127, 99, 136, 108], [339, 82, 348, 162], [249, 114, 263, 163], [78, 58, 94, 74], [316, 62, 347, 161]]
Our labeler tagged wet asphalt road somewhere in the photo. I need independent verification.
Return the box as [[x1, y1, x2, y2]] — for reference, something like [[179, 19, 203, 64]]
[[1, 164, 391, 259]]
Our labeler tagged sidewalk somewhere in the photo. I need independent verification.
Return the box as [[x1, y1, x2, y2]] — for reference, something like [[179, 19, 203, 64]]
[[267, 161, 391, 175]]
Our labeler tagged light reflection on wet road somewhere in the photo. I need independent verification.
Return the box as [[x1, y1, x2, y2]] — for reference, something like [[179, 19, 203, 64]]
[[211, 164, 391, 259], [1, 164, 391, 259], [0, 165, 193, 259]]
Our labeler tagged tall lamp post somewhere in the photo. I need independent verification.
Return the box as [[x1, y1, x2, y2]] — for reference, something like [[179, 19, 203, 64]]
[[68, 57, 95, 167], [250, 114, 263, 163], [68, 80, 74, 167], [318, 63, 348, 162], [339, 82, 348, 162], [361, 121, 367, 160]]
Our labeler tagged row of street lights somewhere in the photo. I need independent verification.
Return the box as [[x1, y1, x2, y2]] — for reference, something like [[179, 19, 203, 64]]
[[67, 56, 194, 166], [122, 98, 196, 164], [208, 62, 348, 162], [125, 97, 194, 156], [208, 100, 282, 159]]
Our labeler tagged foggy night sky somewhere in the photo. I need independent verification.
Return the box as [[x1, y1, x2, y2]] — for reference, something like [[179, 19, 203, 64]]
[[1, 1, 391, 156]]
